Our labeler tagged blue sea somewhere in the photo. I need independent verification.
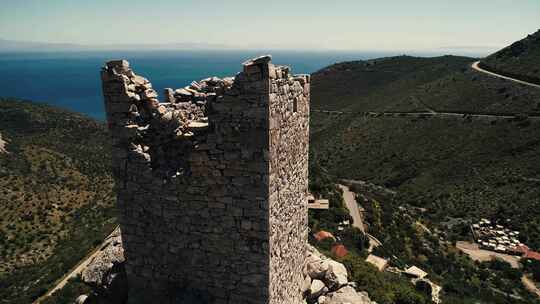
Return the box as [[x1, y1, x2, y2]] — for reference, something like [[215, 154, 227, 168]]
[[0, 50, 419, 120]]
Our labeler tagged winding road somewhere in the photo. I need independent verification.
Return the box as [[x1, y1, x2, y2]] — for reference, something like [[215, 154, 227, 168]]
[[471, 61, 540, 89], [338, 184, 382, 251], [339, 184, 365, 233], [313, 60, 540, 119], [311, 109, 540, 120]]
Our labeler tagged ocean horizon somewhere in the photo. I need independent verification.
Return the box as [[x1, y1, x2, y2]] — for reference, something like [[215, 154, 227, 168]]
[[0, 49, 480, 120]]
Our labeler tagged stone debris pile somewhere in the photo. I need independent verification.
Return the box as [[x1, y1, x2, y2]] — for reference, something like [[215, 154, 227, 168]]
[[303, 245, 376, 304], [102, 60, 239, 179], [102, 59, 215, 138], [80, 228, 127, 303]]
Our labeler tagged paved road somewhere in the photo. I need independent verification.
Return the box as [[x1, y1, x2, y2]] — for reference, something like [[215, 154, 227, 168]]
[[313, 61, 539, 118], [339, 184, 365, 233], [341, 179, 397, 197], [338, 184, 382, 251], [471, 61, 540, 89], [34, 226, 120, 303], [312, 109, 540, 121]]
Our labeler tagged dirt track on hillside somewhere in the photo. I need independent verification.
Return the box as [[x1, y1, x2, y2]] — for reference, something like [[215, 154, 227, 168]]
[[34, 226, 120, 303]]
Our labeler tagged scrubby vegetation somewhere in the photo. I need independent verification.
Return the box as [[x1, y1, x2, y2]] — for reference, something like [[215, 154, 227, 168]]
[[308, 165, 431, 304], [309, 40, 540, 302], [311, 55, 540, 115], [482, 29, 540, 85], [369, 198, 537, 303], [311, 55, 540, 251], [309, 161, 540, 303], [41, 276, 93, 304], [0, 98, 116, 303]]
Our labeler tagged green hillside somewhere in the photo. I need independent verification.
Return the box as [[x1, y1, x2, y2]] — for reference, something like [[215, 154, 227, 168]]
[[481, 29, 540, 84], [312, 55, 540, 114], [0, 98, 116, 304], [310, 48, 540, 303], [311, 54, 540, 249]]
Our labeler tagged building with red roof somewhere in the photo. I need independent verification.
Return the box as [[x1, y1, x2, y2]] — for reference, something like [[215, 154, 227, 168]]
[[313, 230, 336, 242], [331, 244, 349, 258], [523, 250, 540, 261]]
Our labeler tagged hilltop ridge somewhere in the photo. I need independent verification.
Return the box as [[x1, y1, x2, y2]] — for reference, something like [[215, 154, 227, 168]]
[[481, 29, 540, 84]]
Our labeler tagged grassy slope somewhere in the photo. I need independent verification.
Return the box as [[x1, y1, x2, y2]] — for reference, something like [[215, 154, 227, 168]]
[[310, 55, 540, 250], [481, 29, 540, 84], [0, 98, 116, 304], [310, 52, 540, 303], [311, 55, 474, 112]]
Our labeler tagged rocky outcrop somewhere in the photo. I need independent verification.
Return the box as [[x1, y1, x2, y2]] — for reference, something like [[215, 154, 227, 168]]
[[320, 286, 374, 304], [303, 245, 376, 304], [80, 228, 128, 303]]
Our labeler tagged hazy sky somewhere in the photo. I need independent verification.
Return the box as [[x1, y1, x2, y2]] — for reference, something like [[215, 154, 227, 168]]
[[1, 0, 539, 51]]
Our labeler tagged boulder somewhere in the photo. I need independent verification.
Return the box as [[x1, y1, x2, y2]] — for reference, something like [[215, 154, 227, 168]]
[[81, 228, 127, 303], [301, 275, 312, 294], [243, 55, 272, 66], [131, 75, 149, 86], [309, 279, 327, 299], [175, 88, 192, 97], [164, 88, 175, 103], [74, 294, 88, 304], [323, 286, 373, 304], [305, 252, 329, 279], [324, 261, 348, 290], [141, 89, 158, 99]]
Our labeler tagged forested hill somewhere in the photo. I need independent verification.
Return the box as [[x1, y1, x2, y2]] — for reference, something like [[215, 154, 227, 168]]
[[308, 32, 540, 303], [481, 29, 540, 84], [0, 98, 116, 304], [309, 53, 540, 251]]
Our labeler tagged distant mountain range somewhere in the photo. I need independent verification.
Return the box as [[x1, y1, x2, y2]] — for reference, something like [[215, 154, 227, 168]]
[[0, 38, 501, 55], [0, 38, 231, 52]]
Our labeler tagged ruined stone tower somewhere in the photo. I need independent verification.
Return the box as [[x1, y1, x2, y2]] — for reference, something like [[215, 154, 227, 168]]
[[101, 55, 310, 304]]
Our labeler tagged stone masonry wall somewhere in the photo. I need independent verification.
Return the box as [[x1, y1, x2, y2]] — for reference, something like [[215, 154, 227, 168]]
[[101, 55, 309, 304], [268, 66, 310, 303]]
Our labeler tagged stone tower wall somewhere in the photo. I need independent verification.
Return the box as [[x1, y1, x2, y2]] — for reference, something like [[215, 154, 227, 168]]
[[101, 56, 309, 304], [268, 67, 310, 303]]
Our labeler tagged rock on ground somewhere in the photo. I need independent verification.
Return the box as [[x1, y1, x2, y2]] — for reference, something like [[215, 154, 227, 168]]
[[81, 227, 127, 303], [322, 286, 374, 304], [304, 245, 376, 304]]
